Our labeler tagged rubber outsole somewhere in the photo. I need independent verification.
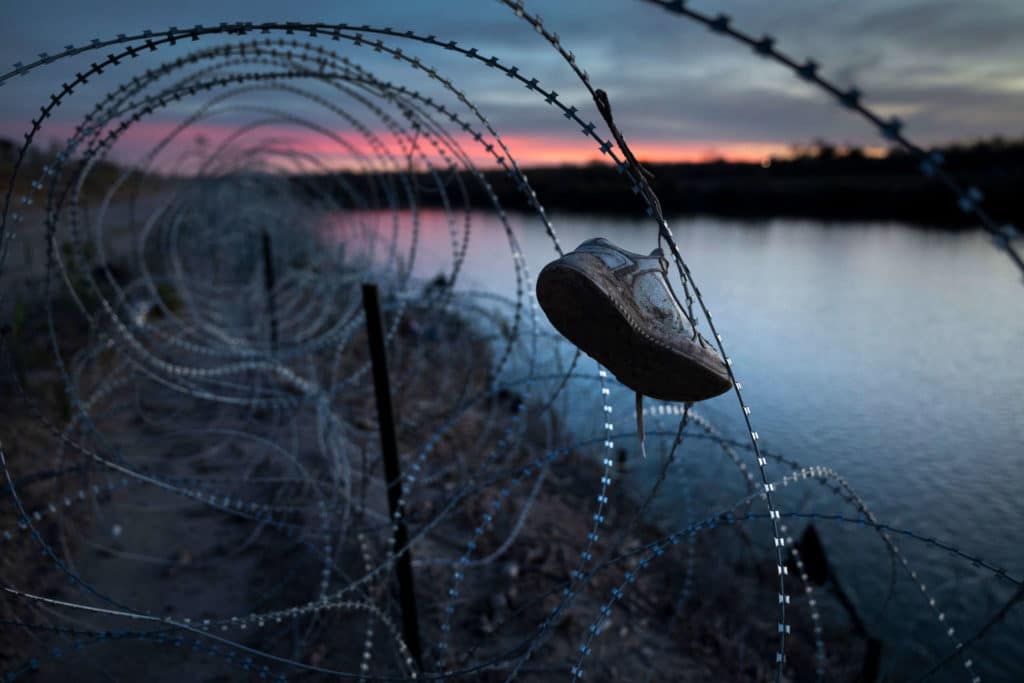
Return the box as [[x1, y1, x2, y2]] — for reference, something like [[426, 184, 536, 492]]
[[536, 259, 732, 402]]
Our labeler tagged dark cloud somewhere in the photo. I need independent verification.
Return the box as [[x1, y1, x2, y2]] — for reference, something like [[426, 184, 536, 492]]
[[1, 0, 1021, 159], [854, 0, 1024, 52]]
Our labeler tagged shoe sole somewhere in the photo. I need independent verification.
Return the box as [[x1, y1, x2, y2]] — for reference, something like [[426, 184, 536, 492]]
[[537, 258, 732, 402]]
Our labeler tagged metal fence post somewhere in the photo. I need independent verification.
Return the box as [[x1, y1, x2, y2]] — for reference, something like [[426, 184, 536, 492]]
[[361, 282, 423, 670]]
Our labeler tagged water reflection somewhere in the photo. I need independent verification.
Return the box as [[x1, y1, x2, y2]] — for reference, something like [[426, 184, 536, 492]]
[[324, 209, 1024, 680]]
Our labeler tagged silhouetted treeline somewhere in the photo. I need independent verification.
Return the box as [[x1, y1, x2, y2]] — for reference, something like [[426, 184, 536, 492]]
[[0, 138, 163, 200], [5, 136, 1020, 226], [290, 138, 1024, 228]]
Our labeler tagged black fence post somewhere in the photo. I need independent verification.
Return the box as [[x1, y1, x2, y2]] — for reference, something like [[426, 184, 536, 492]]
[[262, 230, 278, 352], [361, 283, 423, 671], [791, 525, 881, 682]]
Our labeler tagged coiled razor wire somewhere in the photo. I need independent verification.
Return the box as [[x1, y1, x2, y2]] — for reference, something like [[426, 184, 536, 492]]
[[0, 2, 1019, 682]]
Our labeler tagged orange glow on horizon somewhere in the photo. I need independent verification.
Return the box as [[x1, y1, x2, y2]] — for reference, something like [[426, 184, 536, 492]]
[[274, 131, 795, 169], [457, 134, 794, 167], [2, 118, 800, 171]]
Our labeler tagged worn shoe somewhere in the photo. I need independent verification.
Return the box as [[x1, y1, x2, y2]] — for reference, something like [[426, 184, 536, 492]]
[[536, 238, 732, 403]]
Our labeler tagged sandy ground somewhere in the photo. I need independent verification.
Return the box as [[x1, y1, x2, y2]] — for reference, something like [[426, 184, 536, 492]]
[[0, 201, 868, 681]]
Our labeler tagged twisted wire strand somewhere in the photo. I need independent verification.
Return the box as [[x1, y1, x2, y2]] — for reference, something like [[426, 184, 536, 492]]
[[0, 4, 1018, 683]]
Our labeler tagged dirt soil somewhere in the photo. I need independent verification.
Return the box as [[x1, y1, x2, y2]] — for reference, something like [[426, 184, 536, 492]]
[[0, 253, 868, 682]]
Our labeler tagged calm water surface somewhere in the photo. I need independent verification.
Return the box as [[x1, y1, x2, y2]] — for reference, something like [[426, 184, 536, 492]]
[[331, 210, 1024, 680]]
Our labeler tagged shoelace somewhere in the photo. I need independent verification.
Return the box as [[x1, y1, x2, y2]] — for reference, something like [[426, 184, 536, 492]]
[[599, 87, 696, 462], [636, 391, 646, 460]]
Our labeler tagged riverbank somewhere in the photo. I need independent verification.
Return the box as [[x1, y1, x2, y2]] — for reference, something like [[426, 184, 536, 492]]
[[288, 139, 1024, 228], [0, 233, 868, 680], [6, 137, 1021, 228]]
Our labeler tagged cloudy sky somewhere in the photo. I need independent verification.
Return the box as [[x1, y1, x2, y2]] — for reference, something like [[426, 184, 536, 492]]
[[1, 0, 1021, 166]]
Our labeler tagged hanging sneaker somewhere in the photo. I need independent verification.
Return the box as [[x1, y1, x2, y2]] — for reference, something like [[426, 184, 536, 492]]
[[536, 237, 732, 403]]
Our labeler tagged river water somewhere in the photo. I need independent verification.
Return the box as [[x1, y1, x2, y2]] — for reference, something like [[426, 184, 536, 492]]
[[326, 209, 1024, 680]]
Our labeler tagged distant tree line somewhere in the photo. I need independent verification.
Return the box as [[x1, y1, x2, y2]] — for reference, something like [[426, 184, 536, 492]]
[[4, 136, 1020, 227], [288, 136, 1024, 228], [0, 138, 161, 200]]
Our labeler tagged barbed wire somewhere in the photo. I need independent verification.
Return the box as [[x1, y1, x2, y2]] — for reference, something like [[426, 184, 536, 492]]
[[0, 2, 1018, 682], [639, 0, 1024, 278]]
